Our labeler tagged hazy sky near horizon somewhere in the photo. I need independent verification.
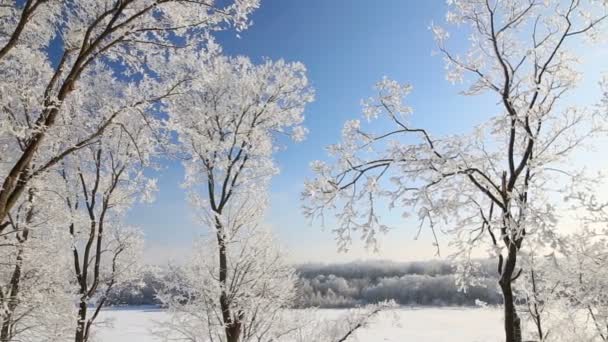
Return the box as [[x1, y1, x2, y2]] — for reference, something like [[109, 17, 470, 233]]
[[128, 1, 608, 265]]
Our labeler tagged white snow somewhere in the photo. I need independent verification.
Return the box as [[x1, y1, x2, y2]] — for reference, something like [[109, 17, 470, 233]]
[[95, 306, 503, 341], [355, 307, 502, 342]]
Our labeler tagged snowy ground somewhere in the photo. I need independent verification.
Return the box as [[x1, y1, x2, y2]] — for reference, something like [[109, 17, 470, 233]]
[[95, 306, 503, 341]]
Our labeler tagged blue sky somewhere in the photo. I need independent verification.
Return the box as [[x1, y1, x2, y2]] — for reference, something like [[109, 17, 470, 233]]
[[130, 1, 608, 264]]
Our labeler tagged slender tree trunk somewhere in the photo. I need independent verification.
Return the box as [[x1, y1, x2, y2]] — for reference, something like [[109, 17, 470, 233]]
[[499, 246, 522, 342], [74, 300, 88, 342], [0, 262, 21, 341], [0, 313, 13, 342], [215, 219, 242, 342], [529, 269, 544, 341], [0, 227, 28, 342]]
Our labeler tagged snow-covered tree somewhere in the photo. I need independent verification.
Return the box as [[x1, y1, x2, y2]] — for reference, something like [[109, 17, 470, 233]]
[[164, 54, 313, 342], [507, 228, 608, 342], [57, 118, 160, 342], [553, 229, 608, 341], [514, 250, 556, 341], [0, 0, 260, 233], [157, 217, 298, 342], [1, 3, 261, 337], [0, 0, 58, 61], [0, 180, 75, 342], [302, 1, 608, 341], [159, 247, 397, 342]]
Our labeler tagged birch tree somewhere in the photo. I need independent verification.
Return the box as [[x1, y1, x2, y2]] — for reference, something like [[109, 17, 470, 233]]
[[302, 1, 608, 341]]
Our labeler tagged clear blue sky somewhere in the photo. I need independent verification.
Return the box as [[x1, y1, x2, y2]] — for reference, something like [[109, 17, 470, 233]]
[[129, 1, 608, 264]]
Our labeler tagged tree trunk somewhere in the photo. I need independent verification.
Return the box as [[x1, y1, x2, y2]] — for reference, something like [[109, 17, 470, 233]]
[[0, 319, 12, 342], [216, 219, 242, 342], [499, 246, 522, 342], [226, 323, 242, 342], [0, 244, 25, 342], [74, 300, 88, 342], [500, 280, 522, 342]]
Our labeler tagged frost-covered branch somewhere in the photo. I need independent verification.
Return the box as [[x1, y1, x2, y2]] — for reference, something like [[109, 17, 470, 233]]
[[303, 1, 608, 341]]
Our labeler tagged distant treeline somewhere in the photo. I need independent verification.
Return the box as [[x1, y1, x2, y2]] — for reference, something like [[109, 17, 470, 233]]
[[107, 260, 502, 308], [295, 260, 501, 308]]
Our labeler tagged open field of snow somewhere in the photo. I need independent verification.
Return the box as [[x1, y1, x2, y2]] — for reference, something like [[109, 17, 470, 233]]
[[95, 306, 503, 342]]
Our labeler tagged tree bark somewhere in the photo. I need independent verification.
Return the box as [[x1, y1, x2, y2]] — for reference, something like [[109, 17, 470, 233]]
[[215, 218, 242, 342], [499, 245, 522, 342], [0, 246, 24, 342], [74, 300, 88, 342], [226, 324, 242, 342], [0, 322, 11, 342], [0, 194, 33, 342]]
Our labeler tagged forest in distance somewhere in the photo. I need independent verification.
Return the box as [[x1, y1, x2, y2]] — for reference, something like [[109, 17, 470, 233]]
[[107, 260, 502, 308], [2, 0, 608, 341]]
